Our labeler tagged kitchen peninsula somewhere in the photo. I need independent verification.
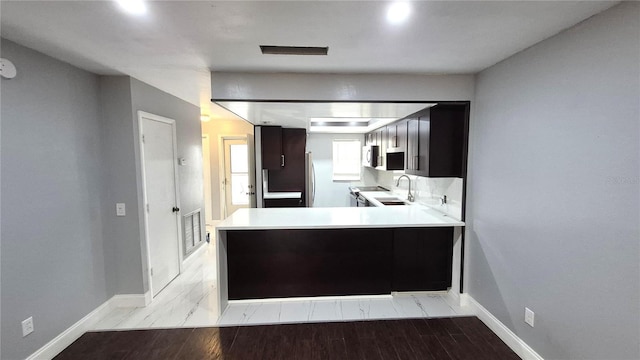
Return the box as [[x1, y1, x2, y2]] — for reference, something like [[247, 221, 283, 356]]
[[215, 204, 465, 316]]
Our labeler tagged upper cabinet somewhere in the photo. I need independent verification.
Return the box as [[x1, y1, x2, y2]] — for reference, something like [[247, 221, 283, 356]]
[[405, 104, 467, 178], [385, 120, 407, 171], [266, 128, 307, 195], [261, 126, 283, 170], [375, 127, 387, 170], [386, 120, 407, 152], [365, 103, 468, 176]]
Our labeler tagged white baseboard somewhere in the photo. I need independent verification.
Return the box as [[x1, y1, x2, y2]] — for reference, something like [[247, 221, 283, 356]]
[[459, 292, 471, 306], [27, 293, 149, 360], [112, 292, 150, 308], [183, 241, 208, 267], [467, 295, 544, 360], [26, 299, 115, 360], [445, 289, 461, 306]]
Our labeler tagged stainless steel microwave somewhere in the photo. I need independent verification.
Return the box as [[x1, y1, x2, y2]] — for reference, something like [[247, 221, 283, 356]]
[[362, 145, 379, 167]]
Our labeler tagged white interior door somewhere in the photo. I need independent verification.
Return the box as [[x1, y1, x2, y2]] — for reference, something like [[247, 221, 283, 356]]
[[202, 135, 213, 224], [140, 113, 181, 298], [222, 138, 250, 217]]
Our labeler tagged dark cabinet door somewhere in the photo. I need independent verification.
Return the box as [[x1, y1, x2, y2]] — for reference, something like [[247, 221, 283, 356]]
[[227, 229, 393, 299], [392, 227, 453, 291], [406, 117, 419, 171], [267, 128, 306, 199], [396, 119, 407, 153], [405, 105, 466, 177], [261, 126, 283, 170], [387, 121, 407, 151], [365, 132, 375, 146], [375, 127, 386, 169], [429, 104, 467, 177], [415, 112, 431, 176], [387, 124, 397, 148], [406, 112, 431, 176], [264, 198, 303, 208]]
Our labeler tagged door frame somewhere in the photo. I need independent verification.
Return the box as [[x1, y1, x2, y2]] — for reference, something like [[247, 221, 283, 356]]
[[201, 134, 214, 225], [137, 111, 183, 300], [218, 135, 248, 218]]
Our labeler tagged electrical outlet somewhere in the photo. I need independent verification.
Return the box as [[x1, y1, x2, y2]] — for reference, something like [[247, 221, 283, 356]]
[[22, 317, 34, 337], [524, 307, 535, 327]]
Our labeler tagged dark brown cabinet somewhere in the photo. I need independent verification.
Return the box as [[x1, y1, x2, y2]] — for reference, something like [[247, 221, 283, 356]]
[[375, 127, 387, 170], [226, 227, 455, 299], [405, 104, 467, 178], [260, 126, 283, 170], [392, 227, 453, 291], [227, 228, 393, 299], [406, 116, 425, 173], [385, 120, 407, 171], [387, 121, 407, 150], [263, 198, 303, 208], [266, 128, 307, 203]]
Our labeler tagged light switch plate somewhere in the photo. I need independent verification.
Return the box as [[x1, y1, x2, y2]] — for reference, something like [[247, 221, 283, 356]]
[[524, 307, 535, 327], [116, 203, 126, 216]]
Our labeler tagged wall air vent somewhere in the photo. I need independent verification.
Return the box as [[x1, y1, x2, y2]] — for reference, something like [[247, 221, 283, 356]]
[[260, 45, 329, 56]]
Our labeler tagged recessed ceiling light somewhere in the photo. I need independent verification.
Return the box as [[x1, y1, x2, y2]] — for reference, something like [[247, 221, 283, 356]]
[[115, 0, 147, 16], [387, 2, 411, 24]]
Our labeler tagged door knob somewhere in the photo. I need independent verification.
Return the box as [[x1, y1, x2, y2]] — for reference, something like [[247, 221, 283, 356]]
[[172, 207, 180, 212]]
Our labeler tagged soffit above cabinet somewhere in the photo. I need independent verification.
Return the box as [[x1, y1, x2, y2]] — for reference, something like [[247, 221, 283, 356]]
[[215, 101, 435, 133]]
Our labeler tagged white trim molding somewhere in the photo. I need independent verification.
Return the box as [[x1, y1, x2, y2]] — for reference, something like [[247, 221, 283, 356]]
[[467, 295, 544, 360], [137, 111, 184, 299], [26, 300, 114, 360], [26, 294, 149, 360], [112, 292, 151, 308]]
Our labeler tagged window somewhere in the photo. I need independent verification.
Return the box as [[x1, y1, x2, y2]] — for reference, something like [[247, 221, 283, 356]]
[[332, 139, 361, 181]]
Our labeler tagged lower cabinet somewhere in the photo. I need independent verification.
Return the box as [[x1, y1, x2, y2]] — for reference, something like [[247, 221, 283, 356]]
[[263, 198, 303, 208], [227, 229, 393, 299], [392, 227, 453, 291], [226, 227, 454, 300]]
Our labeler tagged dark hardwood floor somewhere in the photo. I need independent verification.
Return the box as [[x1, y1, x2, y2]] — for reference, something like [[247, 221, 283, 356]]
[[54, 316, 520, 360]]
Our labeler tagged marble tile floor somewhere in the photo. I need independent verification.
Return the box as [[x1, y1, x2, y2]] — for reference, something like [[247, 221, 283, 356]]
[[93, 242, 219, 330], [218, 293, 473, 326], [93, 239, 473, 331]]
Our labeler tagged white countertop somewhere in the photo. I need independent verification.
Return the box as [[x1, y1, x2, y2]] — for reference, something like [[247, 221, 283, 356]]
[[263, 191, 302, 199], [216, 205, 464, 230]]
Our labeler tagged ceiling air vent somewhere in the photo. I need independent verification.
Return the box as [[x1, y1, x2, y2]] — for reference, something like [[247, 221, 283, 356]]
[[260, 45, 328, 56]]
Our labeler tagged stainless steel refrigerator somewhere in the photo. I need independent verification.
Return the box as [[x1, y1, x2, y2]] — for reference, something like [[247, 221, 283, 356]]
[[304, 152, 315, 207]]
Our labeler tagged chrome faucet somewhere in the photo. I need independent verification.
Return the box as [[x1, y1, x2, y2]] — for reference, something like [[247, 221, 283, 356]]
[[396, 175, 414, 202]]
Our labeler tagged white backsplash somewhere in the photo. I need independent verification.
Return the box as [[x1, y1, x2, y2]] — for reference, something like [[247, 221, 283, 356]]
[[363, 167, 463, 220]]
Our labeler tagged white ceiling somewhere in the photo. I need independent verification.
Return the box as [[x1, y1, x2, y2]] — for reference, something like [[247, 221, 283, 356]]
[[1, 1, 617, 119]]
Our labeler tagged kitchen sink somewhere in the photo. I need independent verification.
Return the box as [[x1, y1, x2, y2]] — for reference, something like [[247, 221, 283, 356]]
[[380, 200, 408, 206], [374, 197, 410, 206]]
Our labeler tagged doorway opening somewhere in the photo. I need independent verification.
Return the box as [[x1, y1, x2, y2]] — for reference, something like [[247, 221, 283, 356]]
[[221, 137, 250, 218]]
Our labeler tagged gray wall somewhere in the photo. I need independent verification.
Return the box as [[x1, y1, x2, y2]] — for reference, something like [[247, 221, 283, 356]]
[[306, 133, 367, 207], [130, 78, 204, 289], [99, 77, 144, 295], [100, 77, 204, 294], [466, 3, 639, 359], [0, 41, 204, 358], [1, 39, 109, 360]]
